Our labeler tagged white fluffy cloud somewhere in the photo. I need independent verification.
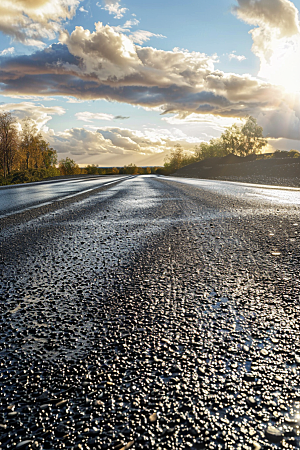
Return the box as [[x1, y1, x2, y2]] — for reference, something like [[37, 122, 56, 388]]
[[51, 127, 118, 156], [233, 0, 299, 43], [100, 0, 127, 19], [228, 51, 246, 61], [130, 30, 166, 45], [59, 23, 217, 90], [60, 22, 140, 79], [121, 19, 140, 29], [0, 102, 66, 131], [75, 111, 114, 122], [162, 112, 237, 129], [49, 126, 203, 158], [110, 17, 166, 44], [0, 47, 15, 56], [0, 0, 79, 46]]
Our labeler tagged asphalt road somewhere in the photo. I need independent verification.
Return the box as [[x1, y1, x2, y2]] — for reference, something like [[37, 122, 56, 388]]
[[0, 175, 127, 217], [1, 175, 300, 450]]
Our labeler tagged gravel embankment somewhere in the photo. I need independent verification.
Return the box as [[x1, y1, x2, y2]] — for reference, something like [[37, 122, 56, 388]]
[[1, 176, 300, 450], [174, 158, 300, 187]]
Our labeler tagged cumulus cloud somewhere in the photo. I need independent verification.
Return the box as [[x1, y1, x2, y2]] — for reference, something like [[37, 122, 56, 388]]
[[0, 0, 79, 46], [50, 127, 118, 156], [112, 18, 166, 44], [233, 0, 299, 41], [122, 18, 140, 29], [75, 111, 114, 122], [59, 22, 139, 79], [257, 106, 300, 140], [99, 0, 128, 19], [100, 129, 141, 151], [129, 30, 166, 45], [0, 47, 15, 56], [0, 102, 66, 131], [1, 22, 300, 139], [162, 112, 237, 129], [228, 51, 246, 61], [58, 23, 217, 89], [48, 125, 203, 159], [267, 137, 300, 152]]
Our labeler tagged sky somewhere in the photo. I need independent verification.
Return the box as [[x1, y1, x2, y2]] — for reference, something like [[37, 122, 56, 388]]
[[1, 0, 300, 167]]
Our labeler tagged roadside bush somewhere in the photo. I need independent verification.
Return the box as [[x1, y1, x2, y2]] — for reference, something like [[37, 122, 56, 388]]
[[0, 167, 60, 185], [273, 149, 300, 158], [59, 158, 81, 175]]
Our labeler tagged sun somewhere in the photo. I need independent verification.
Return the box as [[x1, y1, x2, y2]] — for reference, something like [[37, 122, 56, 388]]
[[259, 38, 300, 93]]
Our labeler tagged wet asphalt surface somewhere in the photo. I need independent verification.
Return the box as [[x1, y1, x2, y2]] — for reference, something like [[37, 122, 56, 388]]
[[1, 175, 300, 450], [0, 176, 126, 217]]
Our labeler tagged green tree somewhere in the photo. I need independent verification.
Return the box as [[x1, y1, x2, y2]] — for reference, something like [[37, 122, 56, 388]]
[[274, 149, 300, 158], [123, 163, 139, 174], [59, 157, 80, 175], [163, 116, 267, 174], [194, 138, 226, 161], [40, 140, 57, 169], [221, 116, 266, 156], [19, 119, 58, 171], [239, 116, 267, 156], [0, 112, 19, 177], [20, 118, 39, 170], [85, 164, 99, 175], [288, 149, 300, 158], [220, 124, 242, 155], [164, 144, 185, 171]]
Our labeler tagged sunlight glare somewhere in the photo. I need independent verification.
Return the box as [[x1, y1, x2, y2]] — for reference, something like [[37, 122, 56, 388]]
[[259, 37, 300, 93]]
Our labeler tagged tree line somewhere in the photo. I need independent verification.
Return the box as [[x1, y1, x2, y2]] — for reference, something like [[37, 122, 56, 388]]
[[2, 113, 298, 184], [84, 163, 159, 175], [51, 160, 161, 176], [163, 116, 297, 173], [0, 112, 162, 185]]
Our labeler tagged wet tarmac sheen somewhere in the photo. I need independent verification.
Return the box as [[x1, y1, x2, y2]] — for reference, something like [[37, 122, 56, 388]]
[[0, 176, 127, 216], [1, 175, 300, 450]]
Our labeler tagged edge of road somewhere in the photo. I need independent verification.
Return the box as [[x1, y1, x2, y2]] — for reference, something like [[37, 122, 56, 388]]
[[164, 175, 300, 192], [0, 175, 134, 230], [0, 174, 124, 190]]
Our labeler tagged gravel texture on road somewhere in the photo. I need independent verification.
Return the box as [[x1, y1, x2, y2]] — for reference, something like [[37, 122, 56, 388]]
[[1, 176, 300, 450]]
